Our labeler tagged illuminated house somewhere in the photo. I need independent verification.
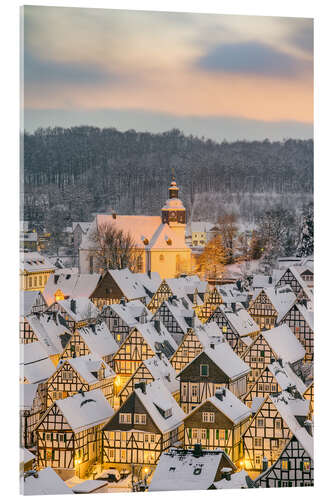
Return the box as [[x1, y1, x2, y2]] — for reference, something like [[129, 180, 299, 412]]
[[20, 383, 44, 449], [148, 276, 208, 314], [278, 302, 314, 362], [275, 266, 314, 299], [206, 303, 259, 356], [102, 380, 185, 468], [242, 389, 310, 472], [241, 324, 305, 389], [42, 272, 100, 307], [35, 389, 114, 480], [79, 176, 192, 280], [102, 299, 152, 345], [46, 298, 100, 331], [46, 353, 115, 408], [20, 252, 55, 292], [248, 286, 296, 331], [183, 388, 251, 465], [177, 334, 250, 413], [152, 295, 196, 345]]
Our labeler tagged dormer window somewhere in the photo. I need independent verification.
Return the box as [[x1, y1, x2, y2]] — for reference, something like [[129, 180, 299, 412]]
[[164, 408, 172, 418]]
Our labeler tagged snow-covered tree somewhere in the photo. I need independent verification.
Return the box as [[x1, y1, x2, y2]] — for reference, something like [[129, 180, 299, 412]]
[[196, 234, 227, 280], [297, 203, 314, 257]]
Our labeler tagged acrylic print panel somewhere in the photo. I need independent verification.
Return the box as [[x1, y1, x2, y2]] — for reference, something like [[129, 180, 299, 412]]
[[20, 3, 313, 495]]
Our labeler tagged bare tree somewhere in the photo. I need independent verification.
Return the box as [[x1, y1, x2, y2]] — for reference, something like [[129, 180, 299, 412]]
[[217, 213, 239, 263], [89, 221, 142, 272]]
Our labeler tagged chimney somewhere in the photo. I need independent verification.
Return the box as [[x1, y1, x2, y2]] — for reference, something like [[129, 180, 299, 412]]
[[210, 343, 215, 350], [154, 319, 161, 333], [70, 299, 76, 314], [193, 443, 203, 458], [147, 270, 151, 279], [120, 297, 126, 306], [304, 420, 313, 436], [156, 350, 162, 360], [222, 388, 226, 397], [221, 468, 232, 481], [215, 389, 223, 401], [268, 276, 273, 284], [112, 212, 117, 220], [231, 302, 236, 313], [134, 381, 146, 394], [262, 456, 268, 472]]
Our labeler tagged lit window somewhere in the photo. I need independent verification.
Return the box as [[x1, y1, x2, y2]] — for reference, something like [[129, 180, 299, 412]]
[[303, 459, 310, 471], [281, 459, 289, 470]]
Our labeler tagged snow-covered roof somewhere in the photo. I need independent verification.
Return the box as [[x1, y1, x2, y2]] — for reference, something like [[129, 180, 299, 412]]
[[25, 313, 72, 357], [56, 298, 100, 323], [105, 300, 152, 327], [56, 389, 114, 433], [132, 271, 162, 295], [20, 383, 39, 410], [72, 221, 92, 233], [43, 273, 100, 306], [132, 321, 178, 358], [158, 297, 194, 334], [21, 232, 38, 242], [60, 354, 115, 385], [20, 252, 55, 273], [20, 291, 45, 317], [252, 286, 296, 322], [252, 275, 271, 289], [20, 342, 55, 384], [270, 391, 313, 459], [21, 467, 74, 495], [217, 284, 249, 304], [78, 321, 119, 357], [188, 388, 251, 425], [251, 397, 265, 414], [135, 380, 185, 434], [108, 268, 148, 300], [288, 266, 313, 301], [215, 304, 259, 337], [21, 448, 35, 464], [190, 221, 215, 234], [213, 469, 256, 489], [72, 480, 108, 493], [149, 447, 231, 491], [268, 360, 307, 394], [262, 324, 305, 364], [143, 354, 179, 394]]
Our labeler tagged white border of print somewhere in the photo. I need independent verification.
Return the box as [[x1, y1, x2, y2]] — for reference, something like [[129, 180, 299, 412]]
[[1, 0, 330, 499]]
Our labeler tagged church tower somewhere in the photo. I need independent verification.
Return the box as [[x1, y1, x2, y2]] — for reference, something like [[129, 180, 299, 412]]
[[161, 175, 186, 237]]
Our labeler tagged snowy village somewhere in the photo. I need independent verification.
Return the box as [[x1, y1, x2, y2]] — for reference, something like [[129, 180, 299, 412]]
[[19, 175, 314, 494]]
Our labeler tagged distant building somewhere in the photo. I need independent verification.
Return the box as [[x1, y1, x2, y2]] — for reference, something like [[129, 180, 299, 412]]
[[20, 252, 55, 292], [20, 231, 38, 252], [188, 221, 215, 247], [79, 176, 192, 279]]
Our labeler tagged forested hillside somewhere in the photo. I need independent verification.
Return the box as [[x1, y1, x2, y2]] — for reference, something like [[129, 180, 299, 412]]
[[22, 127, 313, 228]]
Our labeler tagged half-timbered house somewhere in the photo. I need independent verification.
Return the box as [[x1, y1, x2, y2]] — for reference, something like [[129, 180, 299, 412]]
[[35, 389, 114, 479], [254, 403, 313, 487], [178, 337, 251, 413], [111, 321, 178, 387], [243, 359, 307, 409], [170, 321, 223, 373], [46, 298, 100, 332], [20, 312, 72, 366], [275, 266, 314, 302], [195, 287, 223, 323], [148, 276, 207, 314], [248, 286, 296, 331], [43, 272, 100, 307], [279, 302, 314, 362], [303, 382, 314, 419], [101, 299, 152, 346], [207, 303, 259, 356], [20, 383, 44, 448], [241, 324, 305, 389], [60, 321, 118, 367], [118, 352, 179, 407], [46, 354, 115, 408], [149, 446, 237, 492], [90, 268, 148, 309], [20, 292, 48, 344], [242, 389, 310, 472], [102, 380, 185, 470], [183, 388, 251, 465], [152, 296, 195, 345]]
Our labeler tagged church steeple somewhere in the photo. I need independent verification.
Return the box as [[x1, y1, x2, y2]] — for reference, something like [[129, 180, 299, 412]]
[[161, 174, 186, 228]]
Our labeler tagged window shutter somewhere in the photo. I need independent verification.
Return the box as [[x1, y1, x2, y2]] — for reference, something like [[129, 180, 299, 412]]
[[188, 429, 192, 439], [64, 434, 67, 443], [288, 460, 291, 470], [225, 429, 228, 440], [206, 429, 210, 440], [216, 430, 219, 440], [300, 461, 303, 471], [278, 480, 281, 487], [52, 450, 55, 460], [43, 432, 45, 440]]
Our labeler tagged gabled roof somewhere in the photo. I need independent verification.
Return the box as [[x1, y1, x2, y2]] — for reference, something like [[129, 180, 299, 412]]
[[217, 284, 249, 304], [25, 313, 72, 357], [262, 324, 305, 364], [108, 268, 148, 300], [132, 272, 162, 295], [56, 389, 114, 433], [60, 354, 115, 385], [105, 300, 152, 327], [149, 447, 234, 492], [267, 360, 307, 394], [213, 469, 256, 489], [20, 383, 39, 411], [43, 273, 100, 306], [21, 448, 35, 464], [131, 321, 178, 358], [78, 321, 119, 357], [72, 221, 92, 233], [178, 335, 251, 381], [213, 304, 259, 337], [278, 266, 313, 301], [190, 221, 215, 233], [252, 286, 296, 322], [281, 301, 314, 331], [135, 380, 185, 434], [20, 291, 45, 317], [143, 354, 179, 394], [157, 297, 194, 334], [186, 388, 251, 425], [21, 466, 74, 495], [56, 298, 100, 323], [20, 342, 55, 384], [252, 275, 271, 289], [20, 252, 55, 273]]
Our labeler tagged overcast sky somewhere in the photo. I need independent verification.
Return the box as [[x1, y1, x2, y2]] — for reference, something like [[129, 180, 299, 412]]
[[23, 6, 313, 141]]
